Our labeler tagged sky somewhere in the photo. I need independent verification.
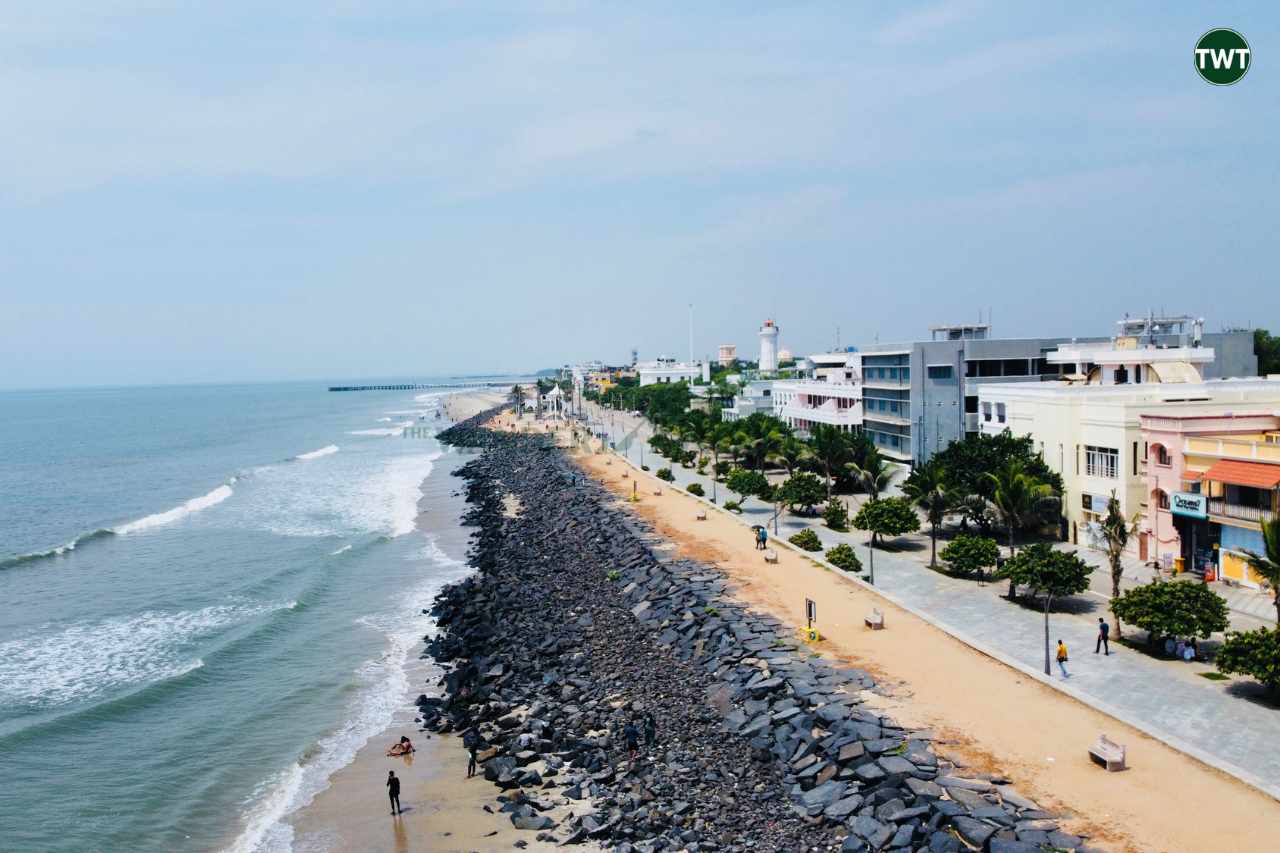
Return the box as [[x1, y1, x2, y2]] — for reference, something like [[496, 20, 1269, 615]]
[[1, 1, 1277, 388]]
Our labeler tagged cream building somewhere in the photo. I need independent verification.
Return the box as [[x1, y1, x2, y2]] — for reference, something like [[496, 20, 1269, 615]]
[[979, 377, 1280, 555]]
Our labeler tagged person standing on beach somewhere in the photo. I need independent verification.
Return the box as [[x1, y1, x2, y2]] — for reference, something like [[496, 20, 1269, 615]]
[[1056, 639, 1070, 678], [1095, 618, 1110, 655], [386, 770, 402, 815], [463, 729, 479, 778]]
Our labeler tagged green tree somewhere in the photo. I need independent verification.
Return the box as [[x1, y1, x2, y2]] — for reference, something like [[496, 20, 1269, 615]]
[[852, 496, 921, 547], [768, 436, 813, 477], [1110, 579, 1230, 649], [1254, 328, 1280, 376], [931, 430, 1064, 503], [510, 384, 526, 414], [822, 498, 849, 531], [984, 458, 1060, 598], [1100, 490, 1140, 638], [903, 459, 954, 568], [808, 424, 851, 497], [726, 469, 769, 506], [655, 467, 675, 482], [825, 543, 863, 573], [1216, 628, 1280, 696], [846, 445, 895, 499], [999, 543, 1092, 674], [939, 535, 1000, 579], [1241, 517, 1280, 625], [777, 472, 827, 514]]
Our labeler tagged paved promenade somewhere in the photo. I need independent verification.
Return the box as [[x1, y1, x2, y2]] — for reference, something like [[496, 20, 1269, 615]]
[[584, 403, 1280, 799]]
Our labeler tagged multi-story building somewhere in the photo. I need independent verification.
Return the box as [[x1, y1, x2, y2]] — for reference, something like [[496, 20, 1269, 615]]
[[979, 376, 1280, 557], [637, 357, 708, 386], [858, 317, 1256, 465], [717, 344, 737, 367], [723, 379, 776, 422], [1141, 412, 1280, 585]]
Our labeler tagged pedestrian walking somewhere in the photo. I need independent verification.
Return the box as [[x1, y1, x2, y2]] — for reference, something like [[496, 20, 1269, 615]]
[[1095, 618, 1110, 655], [1056, 639, 1070, 678], [463, 729, 479, 778], [623, 721, 640, 760], [386, 770, 402, 815], [642, 712, 657, 748]]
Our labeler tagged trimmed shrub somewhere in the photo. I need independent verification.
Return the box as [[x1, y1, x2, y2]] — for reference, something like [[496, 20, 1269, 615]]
[[1216, 627, 1280, 694], [825, 543, 863, 573], [1111, 579, 1230, 645], [640, 465, 650, 471], [656, 467, 675, 482], [723, 500, 742, 513], [789, 529, 822, 552], [939, 534, 1000, 579], [687, 482, 705, 497]]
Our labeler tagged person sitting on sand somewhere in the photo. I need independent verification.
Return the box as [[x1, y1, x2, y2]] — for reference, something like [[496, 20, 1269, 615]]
[[387, 736, 415, 757]]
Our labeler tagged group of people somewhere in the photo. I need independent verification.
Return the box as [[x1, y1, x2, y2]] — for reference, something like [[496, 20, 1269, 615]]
[[384, 736, 415, 816], [1055, 618, 1117, 679], [622, 712, 658, 759], [753, 526, 769, 550]]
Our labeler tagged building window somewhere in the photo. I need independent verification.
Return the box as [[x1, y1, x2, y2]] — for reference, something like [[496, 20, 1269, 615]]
[[1157, 491, 1170, 510], [996, 403, 1006, 424], [1154, 444, 1171, 466], [927, 365, 954, 380], [982, 402, 992, 422], [1085, 445, 1119, 479]]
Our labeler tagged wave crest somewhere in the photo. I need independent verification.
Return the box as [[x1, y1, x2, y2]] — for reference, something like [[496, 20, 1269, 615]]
[[294, 445, 339, 461], [114, 484, 234, 536]]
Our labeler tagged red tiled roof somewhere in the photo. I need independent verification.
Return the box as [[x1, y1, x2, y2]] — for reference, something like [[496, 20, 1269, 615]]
[[1201, 459, 1280, 490]]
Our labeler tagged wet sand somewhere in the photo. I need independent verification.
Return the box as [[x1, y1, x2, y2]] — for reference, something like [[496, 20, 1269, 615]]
[[575, 449, 1280, 853]]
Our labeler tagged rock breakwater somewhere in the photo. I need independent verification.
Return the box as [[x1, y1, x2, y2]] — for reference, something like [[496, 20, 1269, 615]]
[[425, 421, 1096, 852]]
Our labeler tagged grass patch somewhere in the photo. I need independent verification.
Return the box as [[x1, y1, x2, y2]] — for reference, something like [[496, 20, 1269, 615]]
[[1198, 671, 1229, 681]]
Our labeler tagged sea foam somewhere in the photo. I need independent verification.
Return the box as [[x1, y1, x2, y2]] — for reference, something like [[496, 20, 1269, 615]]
[[114, 483, 235, 535], [294, 445, 339, 461]]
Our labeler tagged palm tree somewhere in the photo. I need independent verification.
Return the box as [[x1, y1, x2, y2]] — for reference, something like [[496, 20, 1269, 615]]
[[510, 384, 526, 415], [1100, 490, 1140, 638], [808, 424, 849, 498], [768, 437, 813, 477], [846, 446, 894, 500], [1243, 517, 1280, 625], [984, 459, 1058, 598], [903, 459, 952, 568]]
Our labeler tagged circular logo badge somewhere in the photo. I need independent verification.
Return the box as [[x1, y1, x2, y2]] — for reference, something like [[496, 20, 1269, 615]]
[[1194, 28, 1251, 85]]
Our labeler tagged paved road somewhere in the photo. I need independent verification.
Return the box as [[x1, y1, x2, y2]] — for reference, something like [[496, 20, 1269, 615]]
[[581, 403, 1280, 797]]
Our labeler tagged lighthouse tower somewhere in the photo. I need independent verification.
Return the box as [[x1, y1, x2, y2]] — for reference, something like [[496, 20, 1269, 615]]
[[758, 319, 780, 374]]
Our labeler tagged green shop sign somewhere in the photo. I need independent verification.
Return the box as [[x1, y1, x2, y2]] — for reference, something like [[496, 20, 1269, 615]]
[[1171, 491, 1208, 519]]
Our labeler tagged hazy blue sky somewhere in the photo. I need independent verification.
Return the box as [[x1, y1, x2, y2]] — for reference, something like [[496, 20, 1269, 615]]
[[2, 2, 1276, 388]]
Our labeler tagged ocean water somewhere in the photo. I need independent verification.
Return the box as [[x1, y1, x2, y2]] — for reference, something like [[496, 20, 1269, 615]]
[[0, 381, 501, 853]]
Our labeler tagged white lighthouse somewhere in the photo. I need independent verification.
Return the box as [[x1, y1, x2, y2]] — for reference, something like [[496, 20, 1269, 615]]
[[758, 319, 780, 374]]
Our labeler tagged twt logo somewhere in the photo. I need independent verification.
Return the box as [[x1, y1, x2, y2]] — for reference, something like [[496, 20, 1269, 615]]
[[1195, 28, 1250, 85]]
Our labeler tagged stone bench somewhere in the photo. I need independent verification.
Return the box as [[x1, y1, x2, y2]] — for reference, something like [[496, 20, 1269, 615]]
[[763, 548, 778, 564], [864, 608, 884, 630], [695, 509, 707, 521], [1088, 734, 1126, 772]]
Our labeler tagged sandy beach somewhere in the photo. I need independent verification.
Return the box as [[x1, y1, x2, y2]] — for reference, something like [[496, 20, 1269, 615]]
[[575, 448, 1280, 853], [287, 389, 527, 853]]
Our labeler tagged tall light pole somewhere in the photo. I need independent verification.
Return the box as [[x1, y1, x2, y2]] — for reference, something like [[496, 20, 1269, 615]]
[[867, 536, 875, 585]]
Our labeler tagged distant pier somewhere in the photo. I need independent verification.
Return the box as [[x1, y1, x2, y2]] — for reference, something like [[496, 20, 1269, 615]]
[[327, 382, 506, 392]]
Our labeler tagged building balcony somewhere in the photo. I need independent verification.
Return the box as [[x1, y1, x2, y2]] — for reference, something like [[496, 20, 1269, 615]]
[[862, 378, 910, 389], [779, 404, 861, 428], [964, 412, 979, 432], [864, 412, 911, 427], [1208, 498, 1275, 524], [1185, 436, 1280, 465]]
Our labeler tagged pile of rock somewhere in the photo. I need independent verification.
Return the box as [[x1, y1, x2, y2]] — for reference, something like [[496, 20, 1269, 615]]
[[420, 426, 1096, 852]]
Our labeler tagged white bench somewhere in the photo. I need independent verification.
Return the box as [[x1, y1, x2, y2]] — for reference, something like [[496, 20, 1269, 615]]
[[864, 608, 885, 630], [1088, 734, 1126, 772], [763, 548, 778, 564], [695, 509, 707, 521]]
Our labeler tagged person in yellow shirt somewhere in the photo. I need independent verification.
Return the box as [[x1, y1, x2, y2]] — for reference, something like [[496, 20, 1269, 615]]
[[1056, 639, 1070, 679]]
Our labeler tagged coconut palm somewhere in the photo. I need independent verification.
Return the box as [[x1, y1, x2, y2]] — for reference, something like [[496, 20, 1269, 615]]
[[1242, 517, 1280, 625], [768, 437, 813, 477], [510, 384, 526, 415], [846, 446, 895, 500], [903, 459, 953, 568], [1100, 490, 1141, 638], [808, 424, 850, 498], [984, 459, 1059, 598]]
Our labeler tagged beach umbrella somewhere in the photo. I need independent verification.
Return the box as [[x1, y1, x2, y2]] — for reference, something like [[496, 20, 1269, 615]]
[[750, 524, 765, 531]]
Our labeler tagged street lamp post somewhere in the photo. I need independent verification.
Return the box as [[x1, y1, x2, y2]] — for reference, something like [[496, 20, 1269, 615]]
[[867, 536, 875, 585]]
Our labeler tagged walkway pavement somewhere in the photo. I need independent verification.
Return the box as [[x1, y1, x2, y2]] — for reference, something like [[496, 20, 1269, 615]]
[[582, 403, 1280, 799]]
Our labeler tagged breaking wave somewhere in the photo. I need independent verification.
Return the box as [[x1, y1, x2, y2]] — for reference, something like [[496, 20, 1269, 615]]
[[114, 482, 236, 535], [294, 445, 339, 461]]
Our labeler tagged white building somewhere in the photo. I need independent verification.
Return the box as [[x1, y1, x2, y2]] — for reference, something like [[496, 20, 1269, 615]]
[[637, 357, 703, 386], [758, 320, 780, 374], [717, 344, 737, 367], [723, 380, 776, 422], [978, 376, 1280, 553], [772, 349, 862, 435]]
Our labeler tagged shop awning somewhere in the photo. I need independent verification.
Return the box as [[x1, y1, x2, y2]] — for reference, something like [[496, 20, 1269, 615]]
[[1201, 459, 1280, 490]]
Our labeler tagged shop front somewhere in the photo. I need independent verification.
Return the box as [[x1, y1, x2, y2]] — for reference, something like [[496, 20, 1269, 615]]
[[1170, 491, 1216, 577]]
